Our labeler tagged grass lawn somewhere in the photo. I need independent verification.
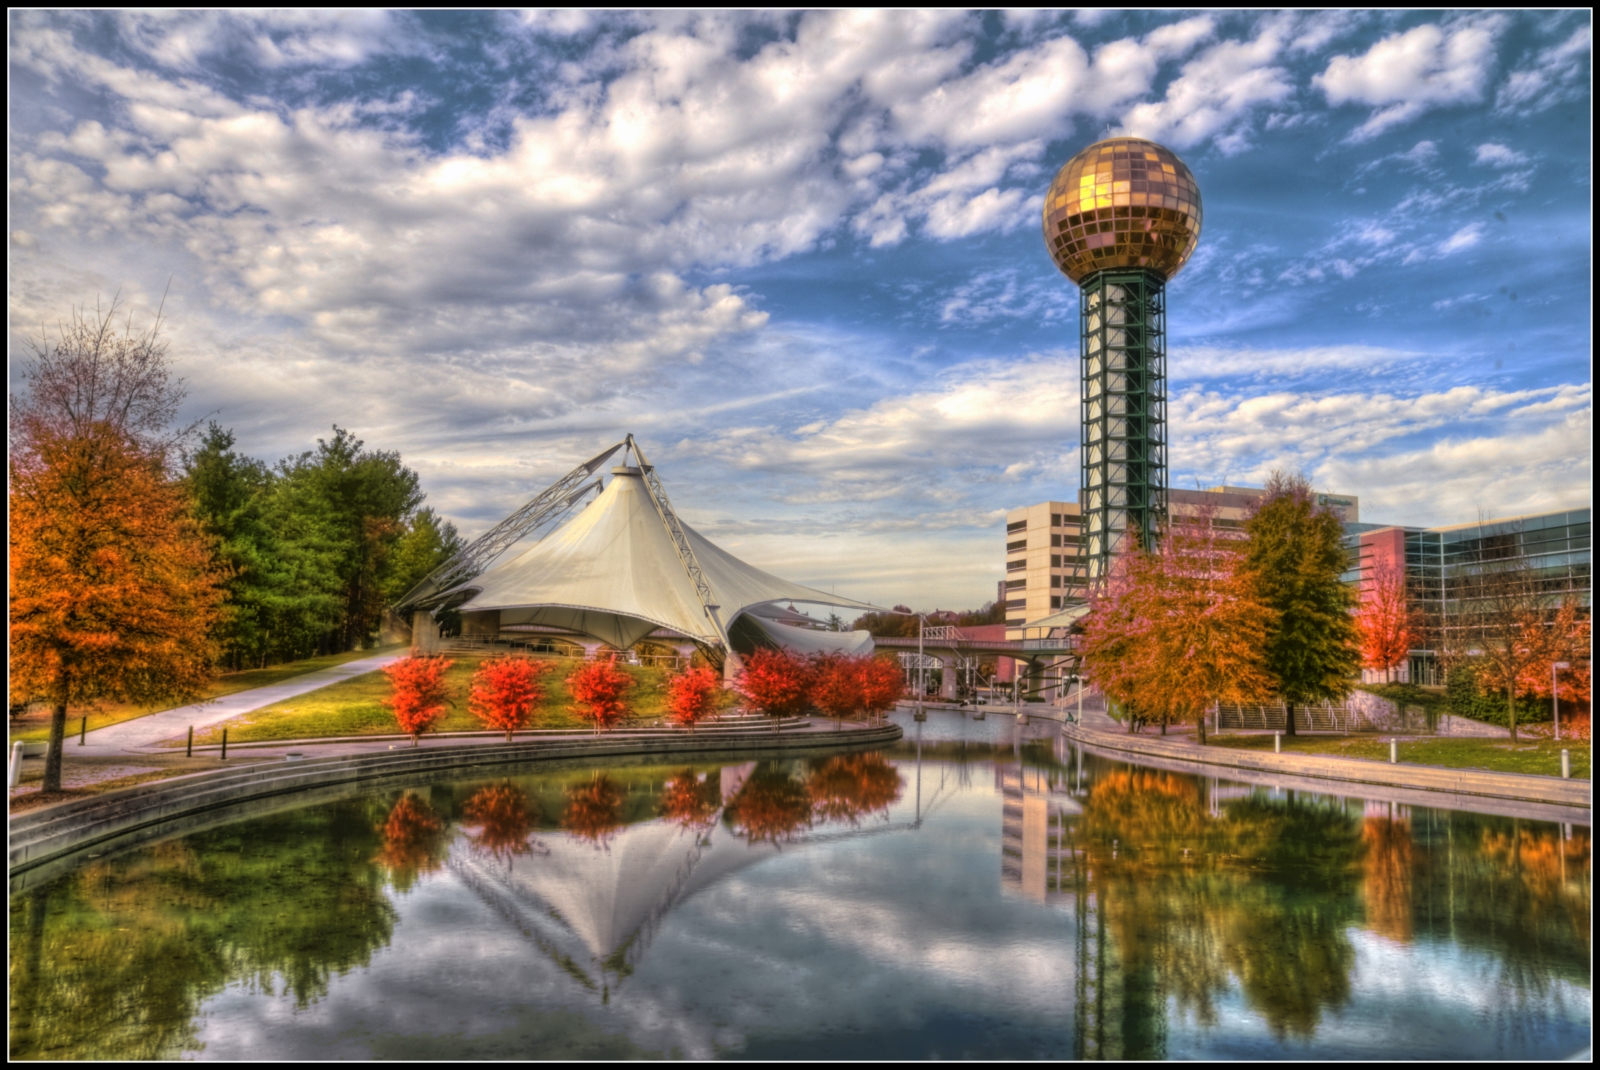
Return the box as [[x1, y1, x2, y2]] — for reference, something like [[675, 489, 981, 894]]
[[8, 645, 406, 744], [185, 656, 705, 744], [1208, 732, 1591, 780]]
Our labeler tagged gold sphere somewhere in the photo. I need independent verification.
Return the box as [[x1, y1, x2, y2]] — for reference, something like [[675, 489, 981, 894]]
[[1042, 136, 1202, 285]]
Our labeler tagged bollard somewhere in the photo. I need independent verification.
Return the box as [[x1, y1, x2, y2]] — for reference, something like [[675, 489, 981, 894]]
[[1390, 739, 1398, 765], [1274, 732, 1280, 754], [1561, 749, 1570, 779], [9, 741, 25, 789], [186, 726, 194, 758], [79, 715, 87, 746], [221, 727, 228, 761]]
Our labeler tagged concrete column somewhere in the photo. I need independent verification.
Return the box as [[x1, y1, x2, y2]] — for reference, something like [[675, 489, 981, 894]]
[[411, 611, 441, 654], [939, 655, 958, 700], [722, 649, 744, 686]]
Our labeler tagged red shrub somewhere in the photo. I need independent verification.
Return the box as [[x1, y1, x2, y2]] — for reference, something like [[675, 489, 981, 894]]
[[856, 655, 905, 722], [382, 655, 454, 744], [469, 656, 551, 741], [666, 666, 722, 730], [567, 657, 632, 733], [736, 648, 813, 721], [809, 653, 863, 727]]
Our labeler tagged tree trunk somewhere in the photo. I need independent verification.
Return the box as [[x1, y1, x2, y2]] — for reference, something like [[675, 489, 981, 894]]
[[1284, 702, 1298, 737], [1506, 671, 1519, 743], [1197, 716, 1207, 746], [43, 699, 68, 794]]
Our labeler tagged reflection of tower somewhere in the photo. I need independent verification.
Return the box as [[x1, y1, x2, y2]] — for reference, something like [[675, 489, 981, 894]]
[[1043, 138, 1203, 586], [996, 763, 1081, 902]]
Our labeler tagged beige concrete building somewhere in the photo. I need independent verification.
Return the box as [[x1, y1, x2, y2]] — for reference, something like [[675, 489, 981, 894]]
[[1004, 484, 1359, 641]]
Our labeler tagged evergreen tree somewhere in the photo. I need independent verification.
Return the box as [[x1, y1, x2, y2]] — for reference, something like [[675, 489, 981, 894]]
[[383, 507, 463, 606], [273, 427, 423, 653], [1242, 472, 1359, 736], [182, 423, 279, 669]]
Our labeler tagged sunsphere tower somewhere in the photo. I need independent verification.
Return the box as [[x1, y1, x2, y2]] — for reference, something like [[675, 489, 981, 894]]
[[1042, 136, 1202, 589]]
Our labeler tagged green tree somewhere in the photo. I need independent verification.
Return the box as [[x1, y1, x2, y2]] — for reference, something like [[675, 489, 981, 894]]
[[382, 507, 463, 606], [1242, 472, 1359, 736], [272, 427, 423, 653], [182, 423, 282, 669]]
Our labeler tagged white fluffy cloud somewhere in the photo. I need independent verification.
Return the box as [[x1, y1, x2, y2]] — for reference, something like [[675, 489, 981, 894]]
[[1315, 19, 1503, 140], [1118, 20, 1295, 153], [1473, 142, 1529, 167]]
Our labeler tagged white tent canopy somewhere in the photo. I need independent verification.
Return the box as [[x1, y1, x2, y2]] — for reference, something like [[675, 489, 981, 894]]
[[453, 466, 875, 654]]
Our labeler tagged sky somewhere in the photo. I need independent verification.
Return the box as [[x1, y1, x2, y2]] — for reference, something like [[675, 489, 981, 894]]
[[8, 10, 1592, 610]]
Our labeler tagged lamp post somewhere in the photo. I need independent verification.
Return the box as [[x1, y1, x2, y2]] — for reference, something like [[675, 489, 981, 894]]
[[1553, 661, 1571, 741]]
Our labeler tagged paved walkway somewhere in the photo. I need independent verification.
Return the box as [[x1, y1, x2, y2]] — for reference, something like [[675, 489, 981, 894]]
[[78, 653, 408, 751]]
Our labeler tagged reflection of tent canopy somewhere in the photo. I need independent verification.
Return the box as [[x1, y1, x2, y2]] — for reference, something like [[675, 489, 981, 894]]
[[450, 800, 776, 991], [455, 466, 874, 655]]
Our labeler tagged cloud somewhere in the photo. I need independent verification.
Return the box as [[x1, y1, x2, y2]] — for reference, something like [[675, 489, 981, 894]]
[[1315, 19, 1503, 140], [1472, 142, 1529, 167], [1171, 381, 1591, 525], [1117, 20, 1295, 152], [1496, 23, 1591, 114], [1436, 222, 1484, 254]]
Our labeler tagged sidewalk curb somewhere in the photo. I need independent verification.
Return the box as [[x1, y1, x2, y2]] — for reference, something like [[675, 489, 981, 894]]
[[1062, 724, 1591, 809]]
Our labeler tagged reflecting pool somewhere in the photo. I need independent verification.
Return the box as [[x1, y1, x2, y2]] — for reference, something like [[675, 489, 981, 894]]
[[8, 711, 1592, 1059]]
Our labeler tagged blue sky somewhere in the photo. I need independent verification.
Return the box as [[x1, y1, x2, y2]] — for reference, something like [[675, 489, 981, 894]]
[[8, 11, 1591, 608]]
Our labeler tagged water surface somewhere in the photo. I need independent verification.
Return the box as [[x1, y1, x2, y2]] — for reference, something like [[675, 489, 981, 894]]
[[9, 711, 1591, 1059]]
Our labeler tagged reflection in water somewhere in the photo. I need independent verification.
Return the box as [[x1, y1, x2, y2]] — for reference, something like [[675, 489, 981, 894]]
[[375, 792, 452, 892], [6, 737, 1591, 1061], [10, 802, 398, 1059], [463, 783, 540, 863], [807, 753, 903, 826], [723, 765, 814, 845], [562, 773, 626, 848], [658, 769, 719, 830]]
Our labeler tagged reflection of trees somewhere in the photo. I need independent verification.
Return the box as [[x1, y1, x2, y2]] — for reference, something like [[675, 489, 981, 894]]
[[463, 783, 539, 862], [8, 800, 395, 1059], [658, 769, 719, 830], [374, 791, 452, 892], [562, 773, 626, 848], [1362, 818, 1414, 943], [806, 752, 903, 826], [725, 764, 813, 845], [1075, 773, 1364, 1051]]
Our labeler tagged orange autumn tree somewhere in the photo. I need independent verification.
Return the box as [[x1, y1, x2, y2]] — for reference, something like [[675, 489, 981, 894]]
[[1081, 507, 1275, 743], [1356, 562, 1413, 684], [10, 297, 225, 793], [666, 666, 722, 731], [468, 656, 551, 741], [566, 656, 633, 733], [383, 655, 455, 744]]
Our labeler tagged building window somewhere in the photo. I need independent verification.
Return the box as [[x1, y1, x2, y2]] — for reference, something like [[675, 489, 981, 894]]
[[1050, 575, 1061, 588], [1051, 554, 1061, 568], [1051, 513, 1061, 527], [1005, 599, 1025, 610], [1005, 578, 1026, 591], [1007, 520, 1027, 534], [1006, 539, 1027, 553], [1007, 559, 1026, 572], [1051, 534, 1061, 547], [1051, 596, 1062, 609]]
